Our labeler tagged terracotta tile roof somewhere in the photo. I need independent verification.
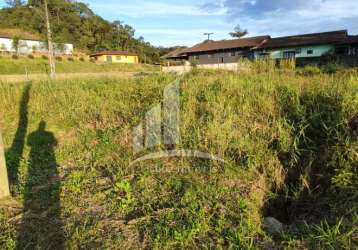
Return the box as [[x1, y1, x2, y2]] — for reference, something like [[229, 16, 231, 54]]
[[90, 51, 137, 57], [343, 35, 358, 44], [256, 30, 348, 49], [161, 47, 188, 59], [183, 36, 270, 54]]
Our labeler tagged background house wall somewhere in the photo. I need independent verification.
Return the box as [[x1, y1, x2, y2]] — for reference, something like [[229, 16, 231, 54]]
[[0, 37, 73, 55], [255, 44, 335, 59], [94, 54, 138, 64], [188, 49, 253, 65]]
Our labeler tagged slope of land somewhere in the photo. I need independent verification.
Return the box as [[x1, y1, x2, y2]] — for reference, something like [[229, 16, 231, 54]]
[[0, 66, 357, 249], [0, 1, 161, 63], [0, 56, 159, 75]]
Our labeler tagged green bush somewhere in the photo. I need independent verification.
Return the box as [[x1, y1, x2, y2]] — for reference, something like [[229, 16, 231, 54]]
[[67, 57, 74, 62], [41, 55, 48, 60], [322, 63, 341, 74], [298, 65, 321, 76], [79, 57, 85, 62], [55, 56, 63, 61], [11, 54, 19, 59], [27, 54, 35, 59]]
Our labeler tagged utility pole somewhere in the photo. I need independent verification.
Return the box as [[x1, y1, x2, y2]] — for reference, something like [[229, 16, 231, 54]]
[[204, 32, 214, 41], [0, 131, 10, 199], [44, 0, 56, 78]]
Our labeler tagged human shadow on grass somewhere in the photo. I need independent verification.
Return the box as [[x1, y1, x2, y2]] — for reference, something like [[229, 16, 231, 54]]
[[16, 121, 64, 250], [6, 84, 31, 192]]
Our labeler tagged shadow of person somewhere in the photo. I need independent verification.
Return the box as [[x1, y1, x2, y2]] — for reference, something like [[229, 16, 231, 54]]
[[6, 84, 31, 191], [16, 121, 64, 250]]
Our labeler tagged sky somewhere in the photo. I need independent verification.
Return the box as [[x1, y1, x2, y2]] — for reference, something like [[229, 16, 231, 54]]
[[1, 0, 358, 47]]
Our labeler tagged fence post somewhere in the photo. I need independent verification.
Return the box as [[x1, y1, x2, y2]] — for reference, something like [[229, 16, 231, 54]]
[[0, 130, 10, 199]]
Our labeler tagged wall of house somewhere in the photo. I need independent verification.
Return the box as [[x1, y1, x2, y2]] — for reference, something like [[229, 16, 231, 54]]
[[188, 49, 253, 65], [96, 55, 138, 64], [349, 44, 358, 56], [162, 61, 252, 74], [255, 44, 335, 59], [0, 37, 73, 55]]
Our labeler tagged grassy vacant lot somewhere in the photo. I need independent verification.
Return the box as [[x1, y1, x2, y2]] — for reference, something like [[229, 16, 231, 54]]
[[0, 66, 357, 249], [0, 56, 158, 75]]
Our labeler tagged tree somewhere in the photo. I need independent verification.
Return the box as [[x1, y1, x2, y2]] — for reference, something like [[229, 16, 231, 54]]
[[0, 0, 162, 63], [5, 0, 24, 7], [229, 25, 248, 38], [0, 43, 6, 52], [12, 35, 20, 54]]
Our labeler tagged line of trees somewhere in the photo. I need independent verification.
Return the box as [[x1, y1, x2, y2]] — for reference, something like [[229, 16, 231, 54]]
[[0, 0, 161, 63]]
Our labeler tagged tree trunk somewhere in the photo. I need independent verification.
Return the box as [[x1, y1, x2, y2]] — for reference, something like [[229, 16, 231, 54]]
[[0, 131, 10, 199], [44, 0, 56, 78]]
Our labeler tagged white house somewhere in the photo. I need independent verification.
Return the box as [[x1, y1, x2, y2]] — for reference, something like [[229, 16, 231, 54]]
[[0, 34, 73, 55]]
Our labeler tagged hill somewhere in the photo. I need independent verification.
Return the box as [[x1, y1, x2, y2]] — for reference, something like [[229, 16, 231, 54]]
[[0, 67, 357, 248], [0, 0, 161, 63]]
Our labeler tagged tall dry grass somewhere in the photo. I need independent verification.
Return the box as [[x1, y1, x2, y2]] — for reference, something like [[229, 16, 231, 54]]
[[0, 66, 357, 249]]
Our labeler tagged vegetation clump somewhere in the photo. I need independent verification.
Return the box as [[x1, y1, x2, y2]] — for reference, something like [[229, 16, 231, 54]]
[[0, 67, 356, 249], [0, 0, 162, 63]]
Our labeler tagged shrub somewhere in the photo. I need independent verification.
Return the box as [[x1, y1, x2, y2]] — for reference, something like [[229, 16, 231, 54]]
[[298, 65, 321, 76], [79, 57, 85, 62], [55, 56, 63, 61], [322, 63, 341, 74], [90, 58, 96, 63], [27, 54, 35, 59], [190, 60, 198, 68], [67, 57, 74, 62], [11, 54, 19, 60], [42, 55, 48, 60]]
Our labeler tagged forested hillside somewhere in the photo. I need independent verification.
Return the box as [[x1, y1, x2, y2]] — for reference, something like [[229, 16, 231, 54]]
[[0, 0, 161, 63]]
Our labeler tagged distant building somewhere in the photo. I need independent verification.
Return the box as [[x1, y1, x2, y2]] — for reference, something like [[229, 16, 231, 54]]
[[90, 51, 139, 64], [178, 36, 269, 65], [164, 30, 358, 65], [253, 30, 358, 60], [0, 30, 73, 55], [161, 47, 188, 62]]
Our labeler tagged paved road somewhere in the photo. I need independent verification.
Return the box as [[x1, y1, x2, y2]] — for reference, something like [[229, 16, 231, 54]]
[[0, 71, 155, 83]]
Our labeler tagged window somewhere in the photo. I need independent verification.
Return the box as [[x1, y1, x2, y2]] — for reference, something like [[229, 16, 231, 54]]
[[283, 51, 296, 59], [307, 50, 313, 55], [116, 56, 121, 60], [230, 52, 236, 56], [194, 55, 199, 60], [259, 52, 269, 58], [336, 46, 348, 55], [295, 48, 301, 54]]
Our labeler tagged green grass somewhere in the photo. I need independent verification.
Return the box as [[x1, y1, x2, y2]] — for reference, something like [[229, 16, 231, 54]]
[[0, 55, 159, 75], [0, 66, 357, 249]]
